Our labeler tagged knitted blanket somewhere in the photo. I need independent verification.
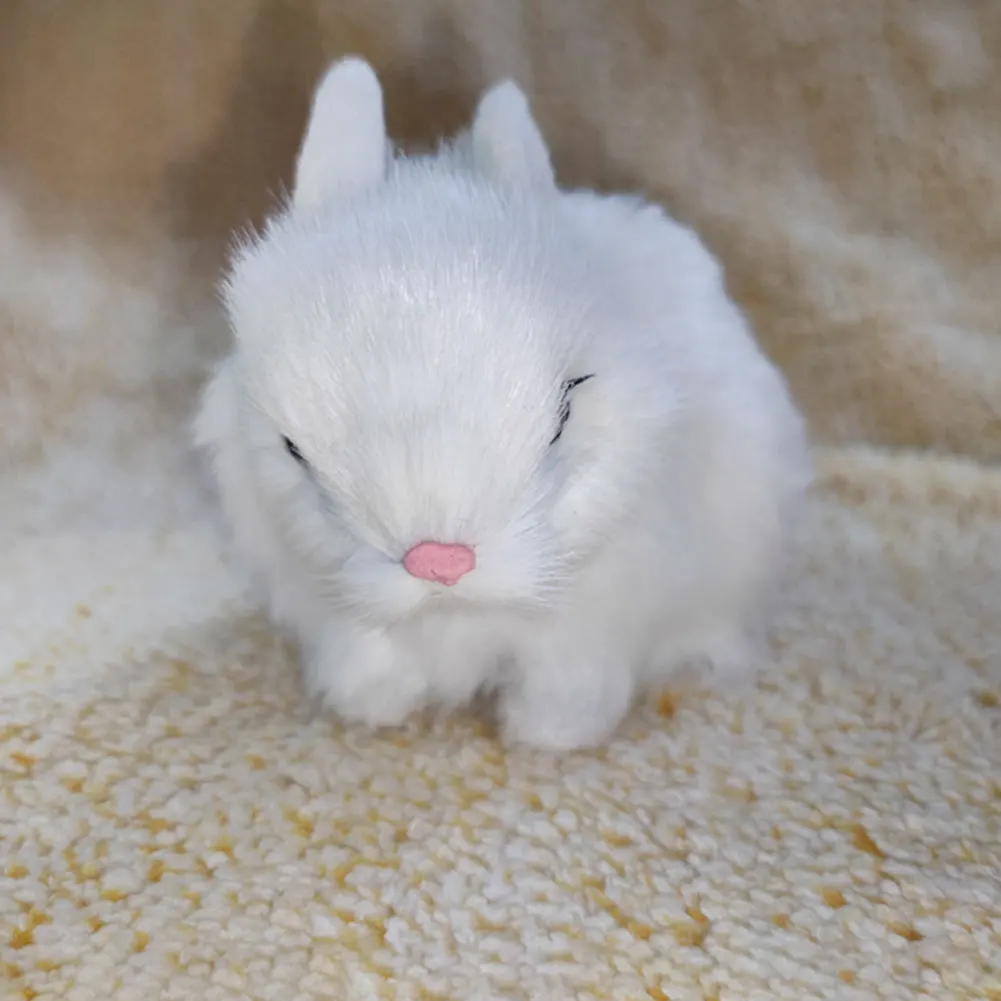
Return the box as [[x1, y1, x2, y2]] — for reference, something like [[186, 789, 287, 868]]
[[2, 3, 999, 998]]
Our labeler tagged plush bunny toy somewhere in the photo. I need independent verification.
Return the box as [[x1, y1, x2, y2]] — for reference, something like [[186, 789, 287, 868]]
[[194, 56, 810, 751]]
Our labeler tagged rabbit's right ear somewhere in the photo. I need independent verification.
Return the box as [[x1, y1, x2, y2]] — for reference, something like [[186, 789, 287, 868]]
[[291, 56, 387, 212], [470, 80, 555, 190]]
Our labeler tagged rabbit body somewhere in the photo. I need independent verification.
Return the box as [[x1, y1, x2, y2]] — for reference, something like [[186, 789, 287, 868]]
[[195, 58, 810, 750]]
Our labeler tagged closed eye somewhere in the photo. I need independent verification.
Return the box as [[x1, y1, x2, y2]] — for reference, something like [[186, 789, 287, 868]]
[[550, 374, 594, 446], [283, 436, 307, 465]]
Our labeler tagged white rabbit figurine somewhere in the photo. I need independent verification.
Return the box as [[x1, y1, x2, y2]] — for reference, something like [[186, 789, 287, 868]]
[[194, 56, 811, 751]]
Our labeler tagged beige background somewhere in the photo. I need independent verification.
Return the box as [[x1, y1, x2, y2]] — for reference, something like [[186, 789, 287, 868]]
[[3, 0, 1001, 457]]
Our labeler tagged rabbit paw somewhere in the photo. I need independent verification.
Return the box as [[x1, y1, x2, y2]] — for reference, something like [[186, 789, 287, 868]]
[[307, 624, 428, 729], [499, 651, 634, 751]]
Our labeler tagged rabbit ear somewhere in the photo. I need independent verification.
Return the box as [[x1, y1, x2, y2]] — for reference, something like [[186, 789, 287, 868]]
[[470, 80, 556, 189], [291, 56, 387, 212]]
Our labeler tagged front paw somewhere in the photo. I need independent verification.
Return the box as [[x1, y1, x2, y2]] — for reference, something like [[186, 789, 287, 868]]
[[305, 626, 428, 729], [498, 658, 634, 752]]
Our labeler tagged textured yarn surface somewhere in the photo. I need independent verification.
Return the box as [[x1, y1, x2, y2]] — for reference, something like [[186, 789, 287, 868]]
[[2, 3, 1001, 999]]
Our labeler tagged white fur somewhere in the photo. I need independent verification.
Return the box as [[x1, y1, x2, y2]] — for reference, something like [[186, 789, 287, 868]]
[[292, 57, 388, 211], [194, 58, 812, 751], [469, 80, 556, 189]]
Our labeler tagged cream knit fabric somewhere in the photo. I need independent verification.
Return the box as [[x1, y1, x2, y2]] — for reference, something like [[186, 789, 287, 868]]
[[2, 3, 1001, 998]]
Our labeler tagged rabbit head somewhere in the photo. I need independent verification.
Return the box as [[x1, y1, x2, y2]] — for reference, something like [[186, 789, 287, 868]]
[[197, 58, 675, 626]]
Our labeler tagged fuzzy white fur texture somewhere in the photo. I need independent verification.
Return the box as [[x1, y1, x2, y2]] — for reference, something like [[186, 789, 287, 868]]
[[193, 56, 811, 751]]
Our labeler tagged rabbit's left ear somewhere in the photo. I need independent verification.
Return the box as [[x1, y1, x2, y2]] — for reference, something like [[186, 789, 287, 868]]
[[291, 56, 387, 212], [470, 80, 556, 190]]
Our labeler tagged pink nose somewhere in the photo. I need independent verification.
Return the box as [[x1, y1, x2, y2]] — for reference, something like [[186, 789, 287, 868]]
[[402, 541, 476, 586]]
